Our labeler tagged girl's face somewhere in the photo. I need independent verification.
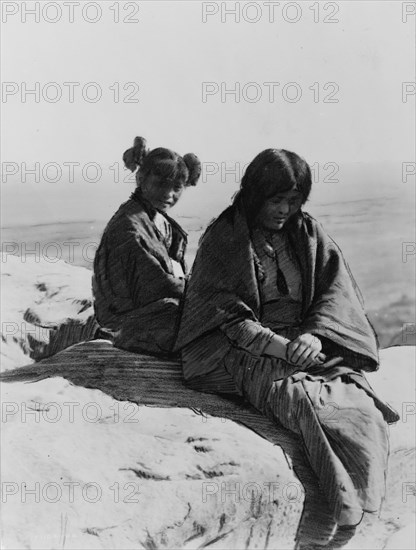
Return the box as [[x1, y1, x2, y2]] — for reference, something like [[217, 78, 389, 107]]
[[141, 173, 185, 213], [256, 189, 303, 231]]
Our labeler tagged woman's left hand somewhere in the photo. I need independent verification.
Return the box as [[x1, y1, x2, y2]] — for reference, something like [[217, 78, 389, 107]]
[[286, 333, 323, 369]]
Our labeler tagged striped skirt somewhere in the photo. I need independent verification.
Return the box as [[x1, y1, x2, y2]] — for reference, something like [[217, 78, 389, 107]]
[[183, 345, 389, 530]]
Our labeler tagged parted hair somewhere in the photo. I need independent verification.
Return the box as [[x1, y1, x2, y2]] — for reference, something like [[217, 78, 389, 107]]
[[123, 136, 201, 187], [235, 148, 312, 224]]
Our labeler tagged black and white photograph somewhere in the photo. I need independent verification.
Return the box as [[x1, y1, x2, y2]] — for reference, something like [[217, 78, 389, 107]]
[[1, 1, 415, 548]]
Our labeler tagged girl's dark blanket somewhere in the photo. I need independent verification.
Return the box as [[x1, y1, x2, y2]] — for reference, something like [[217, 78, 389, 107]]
[[93, 190, 187, 356]]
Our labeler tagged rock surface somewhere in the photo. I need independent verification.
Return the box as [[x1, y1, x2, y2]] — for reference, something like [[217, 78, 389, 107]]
[[1, 254, 97, 371], [1, 347, 415, 550], [1, 256, 415, 549], [1, 376, 303, 550]]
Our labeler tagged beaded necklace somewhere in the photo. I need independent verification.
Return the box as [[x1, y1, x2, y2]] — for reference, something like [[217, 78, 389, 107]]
[[255, 228, 290, 296]]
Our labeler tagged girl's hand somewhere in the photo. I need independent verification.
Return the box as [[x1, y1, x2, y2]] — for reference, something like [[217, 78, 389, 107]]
[[286, 333, 322, 369]]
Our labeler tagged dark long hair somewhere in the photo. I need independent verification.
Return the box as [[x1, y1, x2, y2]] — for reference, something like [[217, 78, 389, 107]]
[[234, 148, 312, 225], [123, 136, 201, 187]]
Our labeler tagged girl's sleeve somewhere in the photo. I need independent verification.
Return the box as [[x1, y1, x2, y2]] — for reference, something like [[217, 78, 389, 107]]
[[122, 235, 185, 307]]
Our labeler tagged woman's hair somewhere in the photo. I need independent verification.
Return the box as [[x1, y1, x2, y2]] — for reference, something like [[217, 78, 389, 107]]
[[235, 148, 312, 224], [123, 136, 201, 187]]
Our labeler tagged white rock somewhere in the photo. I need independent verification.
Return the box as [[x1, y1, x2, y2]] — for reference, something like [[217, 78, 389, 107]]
[[1, 376, 302, 550], [1, 255, 96, 370], [1, 254, 415, 549], [384, 522, 416, 550]]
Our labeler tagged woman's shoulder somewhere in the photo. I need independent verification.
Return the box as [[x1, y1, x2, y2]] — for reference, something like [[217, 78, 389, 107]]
[[299, 211, 343, 254], [299, 210, 320, 228], [199, 205, 236, 243], [296, 210, 329, 238]]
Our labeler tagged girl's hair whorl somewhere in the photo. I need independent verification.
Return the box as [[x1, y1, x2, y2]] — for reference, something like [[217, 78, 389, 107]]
[[183, 153, 202, 186], [123, 136, 149, 172], [122, 136, 201, 187]]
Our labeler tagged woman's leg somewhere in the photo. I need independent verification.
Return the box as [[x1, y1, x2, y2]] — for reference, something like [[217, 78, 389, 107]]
[[222, 349, 389, 533], [183, 344, 389, 546], [183, 348, 338, 546], [299, 375, 389, 514]]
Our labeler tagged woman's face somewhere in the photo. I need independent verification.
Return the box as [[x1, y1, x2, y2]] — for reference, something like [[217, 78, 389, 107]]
[[256, 189, 303, 231], [141, 173, 185, 213]]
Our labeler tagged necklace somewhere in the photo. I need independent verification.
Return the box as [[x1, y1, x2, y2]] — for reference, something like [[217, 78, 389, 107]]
[[257, 229, 289, 296]]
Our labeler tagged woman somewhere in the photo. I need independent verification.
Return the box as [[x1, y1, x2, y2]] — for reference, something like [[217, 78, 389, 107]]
[[176, 149, 399, 548], [93, 136, 201, 357]]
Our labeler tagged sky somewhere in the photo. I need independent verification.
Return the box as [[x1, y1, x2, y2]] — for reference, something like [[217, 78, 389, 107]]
[[1, 0, 415, 225]]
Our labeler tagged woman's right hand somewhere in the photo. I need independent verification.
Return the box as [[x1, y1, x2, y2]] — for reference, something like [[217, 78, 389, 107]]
[[286, 333, 323, 369], [264, 333, 325, 369]]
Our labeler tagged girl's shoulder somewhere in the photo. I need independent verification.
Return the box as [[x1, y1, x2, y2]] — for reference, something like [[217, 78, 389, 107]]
[[102, 198, 149, 240]]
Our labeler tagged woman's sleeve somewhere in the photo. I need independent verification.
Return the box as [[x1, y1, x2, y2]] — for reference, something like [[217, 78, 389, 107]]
[[220, 318, 274, 356]]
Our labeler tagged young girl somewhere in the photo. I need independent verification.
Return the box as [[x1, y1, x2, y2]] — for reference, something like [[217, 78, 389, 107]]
[[93, 136, 201, 357]]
